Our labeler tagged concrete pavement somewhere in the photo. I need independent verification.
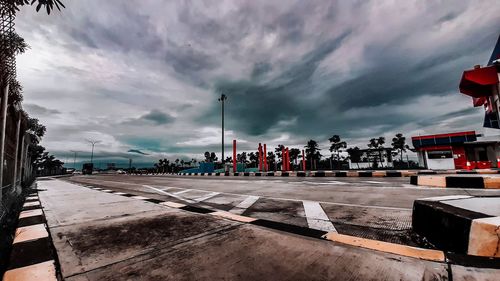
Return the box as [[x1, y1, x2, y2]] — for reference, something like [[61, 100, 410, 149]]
[[66, 174, 500, 245], [32, 179, 497, 280], [11, 177, 495, 280]]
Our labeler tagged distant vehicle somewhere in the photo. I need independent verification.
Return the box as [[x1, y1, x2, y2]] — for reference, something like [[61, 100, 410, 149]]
[[117, 169, 126, 174], [73, 170, 82, 175], [82, 163, 94, 175]]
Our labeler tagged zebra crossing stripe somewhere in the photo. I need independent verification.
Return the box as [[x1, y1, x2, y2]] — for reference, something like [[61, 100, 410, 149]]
[[230, 195, 260, 215], [194, 192, 220, 202], [302, 201, 337, 232]]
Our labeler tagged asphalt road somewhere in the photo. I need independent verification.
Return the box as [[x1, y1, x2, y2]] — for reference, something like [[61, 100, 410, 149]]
[[66, 174, 500, 246]]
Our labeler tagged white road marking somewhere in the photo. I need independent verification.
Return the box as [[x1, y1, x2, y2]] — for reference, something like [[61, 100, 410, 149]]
[[230, 195, 260, 215], [362, 181, 384, 184], [302, 201, 337, 232], [193, 192, 220, 202], [160, 186, 176, 191], [142, 185, 195, 203], [81, 180, 411, 211], [173, 189, 192, 195]]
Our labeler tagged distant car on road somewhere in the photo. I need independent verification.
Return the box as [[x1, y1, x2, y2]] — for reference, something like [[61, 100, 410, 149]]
[[82, 163, 94, 175], [117, 169, 126, 174]]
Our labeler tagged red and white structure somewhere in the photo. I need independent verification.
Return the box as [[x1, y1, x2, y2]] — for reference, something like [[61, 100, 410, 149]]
[[412, 131, 499, 170], [459, 35, 500, 129]]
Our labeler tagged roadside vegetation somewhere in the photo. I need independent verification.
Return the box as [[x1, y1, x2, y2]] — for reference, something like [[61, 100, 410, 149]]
[[149, 133, 418, 173]]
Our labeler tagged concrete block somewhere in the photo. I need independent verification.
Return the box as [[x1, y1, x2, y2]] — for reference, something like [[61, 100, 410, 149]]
[[467, 216, 500, 257], [417, 176, 446, 187]]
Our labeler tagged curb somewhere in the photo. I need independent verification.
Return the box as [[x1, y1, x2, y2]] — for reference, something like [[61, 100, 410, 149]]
[[71, 181, 451, 264], [412, 196, 500, 258], [410, 175, 500, 189], [3, 189, 59, 281], [176, 170, 419, 177]]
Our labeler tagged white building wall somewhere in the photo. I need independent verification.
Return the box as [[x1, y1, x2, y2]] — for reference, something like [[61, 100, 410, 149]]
[[425, 151, 455, 170]]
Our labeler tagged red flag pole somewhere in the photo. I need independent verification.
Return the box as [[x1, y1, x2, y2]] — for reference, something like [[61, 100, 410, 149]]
[[233, 140, 237, 173], [285, 147, 290, 171], [302, 149, 306, 172], [263, 144, 268, 172], [258, 143, 263, 172], [281, 147, 285, 171]]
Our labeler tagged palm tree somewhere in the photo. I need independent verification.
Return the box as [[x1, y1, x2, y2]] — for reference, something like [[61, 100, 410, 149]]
[[367, 137, 386, 168], [248, 152, 258, 167], [14, 0, 66, 14], [274, 145, 285, 166], [305, 140, 321, 170], [329, 135, 347, 161], [267, 152, 276, 171], [346, 147, 362, 169], [391, 133, 410, 162], [289, 148, 300, 166]]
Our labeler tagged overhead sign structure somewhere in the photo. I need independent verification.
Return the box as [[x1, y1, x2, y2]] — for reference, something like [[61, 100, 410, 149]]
[[459, 34, 500, 129]]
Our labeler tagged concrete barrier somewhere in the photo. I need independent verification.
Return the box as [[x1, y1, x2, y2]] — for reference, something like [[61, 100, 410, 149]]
[[410, 175, 500, 189], [412, 196, 500, 257]]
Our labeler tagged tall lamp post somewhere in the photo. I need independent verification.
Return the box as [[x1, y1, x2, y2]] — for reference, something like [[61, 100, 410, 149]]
[[70, 150, 77, 169], [218, 93, 227, 164], [86, 139, 100, 165]]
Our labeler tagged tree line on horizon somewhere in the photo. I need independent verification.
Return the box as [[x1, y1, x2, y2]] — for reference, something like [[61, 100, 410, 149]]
[[152, 133, 414, 173]]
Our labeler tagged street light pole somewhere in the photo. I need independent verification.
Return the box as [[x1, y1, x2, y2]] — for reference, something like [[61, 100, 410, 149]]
[[218, 94, 227, 164], [86, 139, 100, 165], [70, 150, 77, 169]]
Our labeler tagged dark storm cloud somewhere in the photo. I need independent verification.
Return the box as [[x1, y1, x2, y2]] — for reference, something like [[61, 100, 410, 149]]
[[14, 0, 500, 163], [205, 32, 351, 136], [127, 149, 149, 155]]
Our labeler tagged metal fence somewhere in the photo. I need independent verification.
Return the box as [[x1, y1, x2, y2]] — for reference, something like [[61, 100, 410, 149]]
[[0, 0, 35, 222]]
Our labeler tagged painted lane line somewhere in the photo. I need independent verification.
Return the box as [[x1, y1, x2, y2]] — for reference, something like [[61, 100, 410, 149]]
[[362, 181, 384, 184], [142, 185, 195, 203], [302, 201, 337, 232], [230, 195, 260, 215], [193, 192, 220, 202], [173, 189, 192, 195], [81, 180, 410, 211]]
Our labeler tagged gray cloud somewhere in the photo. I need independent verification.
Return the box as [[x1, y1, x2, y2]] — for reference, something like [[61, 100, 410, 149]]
[[24, 104, 61, 116], [13, 0, 500, 165]]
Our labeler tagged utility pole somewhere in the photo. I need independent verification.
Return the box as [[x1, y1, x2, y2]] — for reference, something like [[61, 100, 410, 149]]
[[70, 150, 77, 169], [86, 139, 100, 165], [218, 93, 227, 164]]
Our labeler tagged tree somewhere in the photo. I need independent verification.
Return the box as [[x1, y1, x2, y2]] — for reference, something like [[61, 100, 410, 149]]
[[13, 0, 66, 14], [391, 133, 410, 162], [267, 152, 276, 171], [289, 148, 300, 165], [329, 135, 347, 161], [305, 140, 321, 170], [204, 151, 211, 162], [346, 147, 362, 169], [367, 137, 386, 167], [248, 152, 258, 167], [210, 152, 218, 162], [274, 144, 285, 165]]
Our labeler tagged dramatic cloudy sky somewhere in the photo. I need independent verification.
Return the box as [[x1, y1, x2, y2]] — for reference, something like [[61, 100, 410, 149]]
[[14, 1, 500, 166]]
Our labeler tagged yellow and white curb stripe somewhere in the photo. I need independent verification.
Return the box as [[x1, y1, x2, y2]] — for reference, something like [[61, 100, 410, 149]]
[[3, 190, 58, 281]]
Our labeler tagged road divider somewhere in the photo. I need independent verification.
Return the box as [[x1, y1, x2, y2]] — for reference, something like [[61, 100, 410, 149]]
[[410, 175, 500, 189], [412, 196, 500, 258]]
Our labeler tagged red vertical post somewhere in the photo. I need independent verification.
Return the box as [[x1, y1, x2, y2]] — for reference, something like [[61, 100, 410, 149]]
[[258, 143, 262, 172], [263, 144, 268, 172], [281, 147, 285, 171], [302, 149, 306, 172], [233, 140, 237, 173], [285, 147, 290, 171]]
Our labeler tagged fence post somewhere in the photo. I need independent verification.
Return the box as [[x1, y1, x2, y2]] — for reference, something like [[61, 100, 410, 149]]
[[0, 81, 10, 200], [12, 111, 21, 190]]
